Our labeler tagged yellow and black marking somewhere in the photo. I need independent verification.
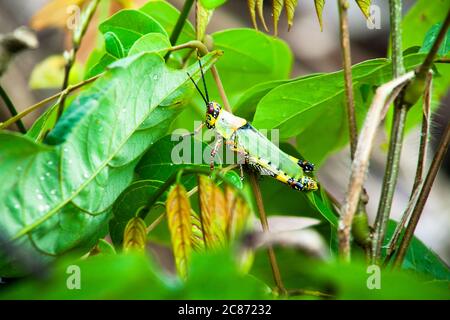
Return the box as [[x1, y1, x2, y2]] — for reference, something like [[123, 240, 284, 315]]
[[247, 155, 318, 192], [289, 156, 315, 173]]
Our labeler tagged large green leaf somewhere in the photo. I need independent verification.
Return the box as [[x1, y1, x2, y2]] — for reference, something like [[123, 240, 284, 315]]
[[0, 52, 221, 274], [109, 180, 164, 248], [85, 9, 168, 78], [135, 135, 211, 189], [139, 0, 196, 66], [0, 253, 173, 299], [139, 0, 195, 44], [99, 9, 167, 55], [386, 0, 450, 134], [307, 258, 448, 299], [174, 28, 293, 130], [385, 221, 450, 281], [200, 0, 227, 10], [420, 23, 450, 56], [251, 54, 427, 165], [1, 250, 268, 299]]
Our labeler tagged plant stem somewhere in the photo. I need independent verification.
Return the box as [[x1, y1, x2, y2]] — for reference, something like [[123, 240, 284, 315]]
[[165, 0, 195, 60], [338, 71, 414, 261], [389, 0, 405, 78], [371, 0, 406, 264], [249, 173, 286, 295], [0, 84, 26, 133], [56, 0, 100, 121], [337, 0, 371, 253], [372, 102, 407, 263], [393, 123, 450, 268], [0, 74, 102, 131], [337, 0, 357, 158], [384, 74, 431, 264]]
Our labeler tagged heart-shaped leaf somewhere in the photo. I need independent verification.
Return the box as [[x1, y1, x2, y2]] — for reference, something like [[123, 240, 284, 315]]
[[0, 52, 221, 274]]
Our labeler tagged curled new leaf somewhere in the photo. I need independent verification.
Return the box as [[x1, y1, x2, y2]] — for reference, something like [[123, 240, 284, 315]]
[[123, 217, 147, 252], [166, 184, 192, 279], [198, 175, 227, 248], [247, 0, 371, 34]]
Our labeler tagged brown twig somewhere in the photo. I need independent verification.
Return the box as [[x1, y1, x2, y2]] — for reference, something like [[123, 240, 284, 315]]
[[371, 0, 406, 264], [0, 73, 102, 130], [337, 0, 357, 158], [0, 85, 26, 133], [249, 173, 286, 295], [56, 0, 100, 120], [385, 73, 432, 261], [338, 72, 414, 260], [393, 123, 450, 268]]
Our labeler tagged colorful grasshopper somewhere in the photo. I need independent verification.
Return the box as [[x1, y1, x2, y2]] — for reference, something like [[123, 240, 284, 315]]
[[187, 61, 318, 192]]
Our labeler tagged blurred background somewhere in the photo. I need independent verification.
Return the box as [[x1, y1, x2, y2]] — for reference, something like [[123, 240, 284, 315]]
[[0, 0, 448, 263]]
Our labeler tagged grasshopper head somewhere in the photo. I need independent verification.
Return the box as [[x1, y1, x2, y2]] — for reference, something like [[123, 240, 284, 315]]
[[205, 102, 221, 129]]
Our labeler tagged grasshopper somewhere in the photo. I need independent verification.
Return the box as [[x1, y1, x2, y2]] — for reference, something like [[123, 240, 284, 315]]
[[187, 61, 318, 192]]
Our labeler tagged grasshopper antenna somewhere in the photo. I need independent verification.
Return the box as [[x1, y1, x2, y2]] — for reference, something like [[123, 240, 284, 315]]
[[187, 72, 208, 105], [198, 59, 209, 102]]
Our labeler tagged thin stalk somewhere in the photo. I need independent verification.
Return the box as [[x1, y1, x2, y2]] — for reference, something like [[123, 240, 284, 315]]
[[385, 74, 432, 262], [164, 0, 195, 60], [337, 0, 357, 157], [393, 123, 450, 268], [372, 102, 407, 263], [57, 0, 100, 120], [337, 0, 370, 253], [0, 73, 102, 130], [0, 84, 26, 133], [371, 0, 406, 264], [249, 173, 286, 295]]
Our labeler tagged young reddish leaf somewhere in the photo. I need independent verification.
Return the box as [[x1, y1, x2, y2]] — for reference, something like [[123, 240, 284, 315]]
[[198, 175, 227, 248], [166, 184, 192, 279], [123, 217, 147, 252], [272, 0, 284, 36], [314, 0, 325, 31], [257, 0, 269, 32], [247, 0, 258, 29], [285, 0, 298, 31]]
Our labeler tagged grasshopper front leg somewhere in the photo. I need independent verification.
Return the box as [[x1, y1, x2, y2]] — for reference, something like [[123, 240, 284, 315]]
[[210, 136, 223, 170]]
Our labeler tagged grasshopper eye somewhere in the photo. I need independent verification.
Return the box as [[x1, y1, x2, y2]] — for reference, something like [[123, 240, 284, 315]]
[[207, 104, 214, 114]]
